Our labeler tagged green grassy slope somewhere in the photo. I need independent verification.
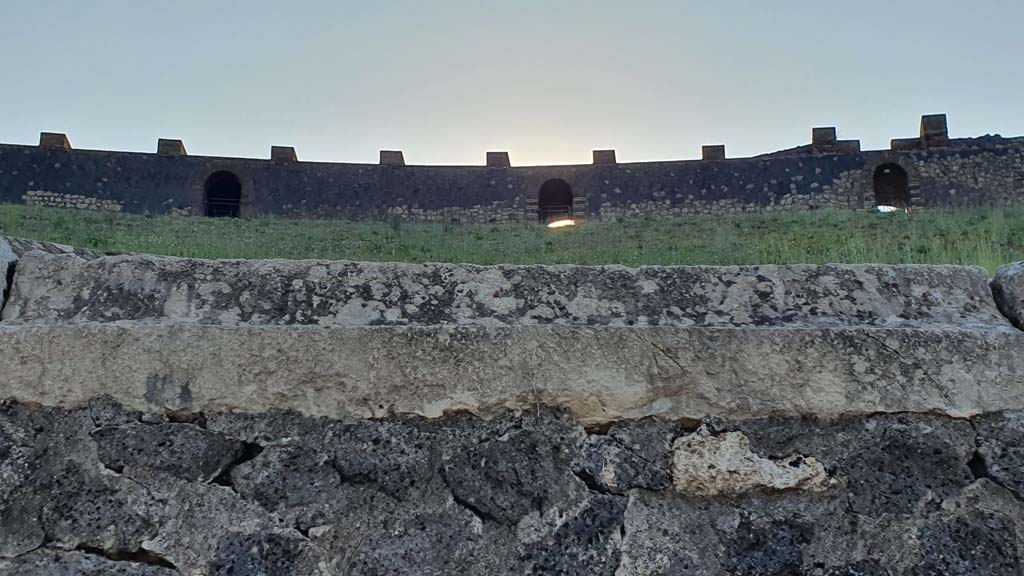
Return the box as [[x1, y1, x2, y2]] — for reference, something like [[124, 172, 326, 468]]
[[1, 205, 1021, 272]]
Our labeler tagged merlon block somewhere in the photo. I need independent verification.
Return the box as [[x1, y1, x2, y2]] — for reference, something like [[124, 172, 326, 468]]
[[39, 132, 71, 150], [379, 150, 405, 166], [812, 127, 838, 153], [702, 145, 726, 160], [920, 114, 949, 147], [271, 146, 298, 162], [157, 139, 187, 157], [486, 151, 511, 167]]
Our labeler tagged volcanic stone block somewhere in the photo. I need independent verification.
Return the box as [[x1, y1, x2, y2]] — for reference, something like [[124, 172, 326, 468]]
[[718, 413, 977, 515], [156, 139, 187, 157], [573, 435, 671, 494], [93, 423, 245, 482], [38, 132, 71, 150], [2, 401, 1024, 575], [974, 410, 1024, 495]]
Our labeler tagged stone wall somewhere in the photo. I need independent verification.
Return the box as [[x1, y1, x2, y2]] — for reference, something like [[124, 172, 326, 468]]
[[22, 189, 123, 212], [0, 134, 1021, 223], [3, 237, 1024, 574], [4, 400, 1024, 575]]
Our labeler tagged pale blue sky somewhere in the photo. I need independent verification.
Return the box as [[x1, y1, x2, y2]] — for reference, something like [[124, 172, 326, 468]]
[[1, 1, 1021, 165]]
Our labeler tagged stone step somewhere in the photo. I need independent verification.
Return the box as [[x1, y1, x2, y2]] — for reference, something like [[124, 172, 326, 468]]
[[1, 323, 1022, 425], [3, 245, 1011, 330]]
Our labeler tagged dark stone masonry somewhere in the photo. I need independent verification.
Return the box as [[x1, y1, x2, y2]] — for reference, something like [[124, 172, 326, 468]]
[[3, 401, 1024, 576], [2, 114, 1022, 223]]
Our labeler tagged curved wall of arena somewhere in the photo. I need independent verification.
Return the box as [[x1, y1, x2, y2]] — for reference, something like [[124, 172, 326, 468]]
[[2, 115, 1022, 222]]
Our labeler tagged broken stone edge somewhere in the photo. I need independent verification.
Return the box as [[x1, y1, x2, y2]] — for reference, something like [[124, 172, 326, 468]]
[[994, 262, 1024, 330]]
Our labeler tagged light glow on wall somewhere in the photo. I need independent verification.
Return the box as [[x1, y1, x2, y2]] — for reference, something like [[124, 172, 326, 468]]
[[547, 219, 576, 229]]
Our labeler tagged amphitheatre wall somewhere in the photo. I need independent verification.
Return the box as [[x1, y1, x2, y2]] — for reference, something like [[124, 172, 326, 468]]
[[3, 236, 1024, 573], [1, 114, 1022, 223]]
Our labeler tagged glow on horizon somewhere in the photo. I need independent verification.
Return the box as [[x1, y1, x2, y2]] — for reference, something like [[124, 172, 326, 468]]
[[0, 1, 1022, 166]]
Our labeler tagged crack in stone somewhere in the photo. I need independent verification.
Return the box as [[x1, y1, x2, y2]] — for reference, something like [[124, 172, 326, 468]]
[[0, 259, 16, 320], [647, 339, 686, 374], [211, 441, 264, 490], [570, 468, 619, 498], [438, 467, 498, 524], [860, 332, 947, 400], [74, 544, 178, 570]]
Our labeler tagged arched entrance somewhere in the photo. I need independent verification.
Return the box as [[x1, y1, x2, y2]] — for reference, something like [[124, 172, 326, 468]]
[[537, 179, 574, 224], [203, 171, 242, 218], [873, 163, 910, 211]]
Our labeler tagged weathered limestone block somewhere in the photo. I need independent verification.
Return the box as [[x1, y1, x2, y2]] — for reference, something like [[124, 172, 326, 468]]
[[2, 324, 1023, 425], [4, 249, 1010, 330], [993, 261, 1024, 329], [671, 426, 832, 495], [0, 237, 101, 307]]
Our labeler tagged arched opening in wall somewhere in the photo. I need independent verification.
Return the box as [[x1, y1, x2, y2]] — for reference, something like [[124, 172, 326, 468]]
[[537, 179, 574, 226], [204, 171, 242, 218], [873, 163, 911, 212]]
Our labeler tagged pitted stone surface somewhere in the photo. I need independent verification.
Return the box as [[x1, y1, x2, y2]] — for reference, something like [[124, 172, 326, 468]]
[[2, 401, 1024, 575], [573, 434, 672, 494], [93, 423, 245, 482], [993, 262, 1024, 329], [2, 323, 1024, 425], [3, 249, 1010, 329], [710, 413, 978, 515], [975, 410, 1024, 496]]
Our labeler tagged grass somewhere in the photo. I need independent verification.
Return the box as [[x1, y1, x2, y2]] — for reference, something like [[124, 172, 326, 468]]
[[0, 204, 1022, 273]]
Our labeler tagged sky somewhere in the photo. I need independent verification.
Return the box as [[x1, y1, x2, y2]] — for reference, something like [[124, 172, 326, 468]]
[[0, 0, 1021, 166]]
